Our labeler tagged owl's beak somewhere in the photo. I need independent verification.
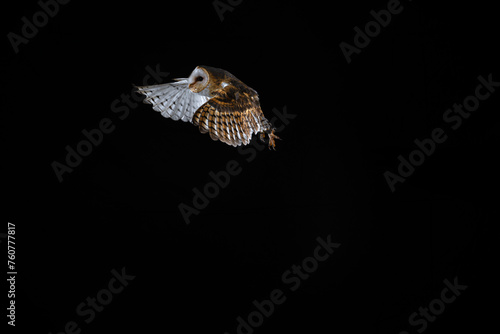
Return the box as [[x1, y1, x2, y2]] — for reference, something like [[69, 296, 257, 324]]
[[188, 75, 196, 89]]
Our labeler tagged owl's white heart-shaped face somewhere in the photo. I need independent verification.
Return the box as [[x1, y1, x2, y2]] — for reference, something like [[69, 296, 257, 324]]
[[188, 66, 210, 93]]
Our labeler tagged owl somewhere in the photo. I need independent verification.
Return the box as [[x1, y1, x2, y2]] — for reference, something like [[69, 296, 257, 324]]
[[135, 65, 280, 149]]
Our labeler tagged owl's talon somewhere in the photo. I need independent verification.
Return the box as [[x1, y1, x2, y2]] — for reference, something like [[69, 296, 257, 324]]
[[259, 132, 266, 143], [267, 130, 281, 150]]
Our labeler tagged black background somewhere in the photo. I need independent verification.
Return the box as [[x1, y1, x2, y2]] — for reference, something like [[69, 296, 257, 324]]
[[2, 0, 499, 333]]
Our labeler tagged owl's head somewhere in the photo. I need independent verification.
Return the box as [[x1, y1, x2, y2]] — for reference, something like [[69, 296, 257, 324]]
[[188, 66, 210, 93]]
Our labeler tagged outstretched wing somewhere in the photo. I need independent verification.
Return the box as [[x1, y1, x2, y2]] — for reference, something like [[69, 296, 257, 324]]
[[135, 79, 210, 122], [192, 84, 265, 147]]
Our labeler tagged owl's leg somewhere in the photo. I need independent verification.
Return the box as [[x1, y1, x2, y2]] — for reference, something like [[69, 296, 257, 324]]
[[266, 129, 281, 150], [260, 117, 281, 149]]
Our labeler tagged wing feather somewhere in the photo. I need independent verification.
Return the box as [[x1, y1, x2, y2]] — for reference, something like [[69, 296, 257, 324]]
[[192, 84, 266, 147], [135, 80, 209, 122]]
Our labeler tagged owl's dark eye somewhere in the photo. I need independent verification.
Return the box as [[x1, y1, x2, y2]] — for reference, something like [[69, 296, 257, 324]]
[[196, 76, 204, 81]]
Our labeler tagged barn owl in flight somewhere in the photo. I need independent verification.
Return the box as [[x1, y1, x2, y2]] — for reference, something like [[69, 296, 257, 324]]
[[135, 65, 280, 149]]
